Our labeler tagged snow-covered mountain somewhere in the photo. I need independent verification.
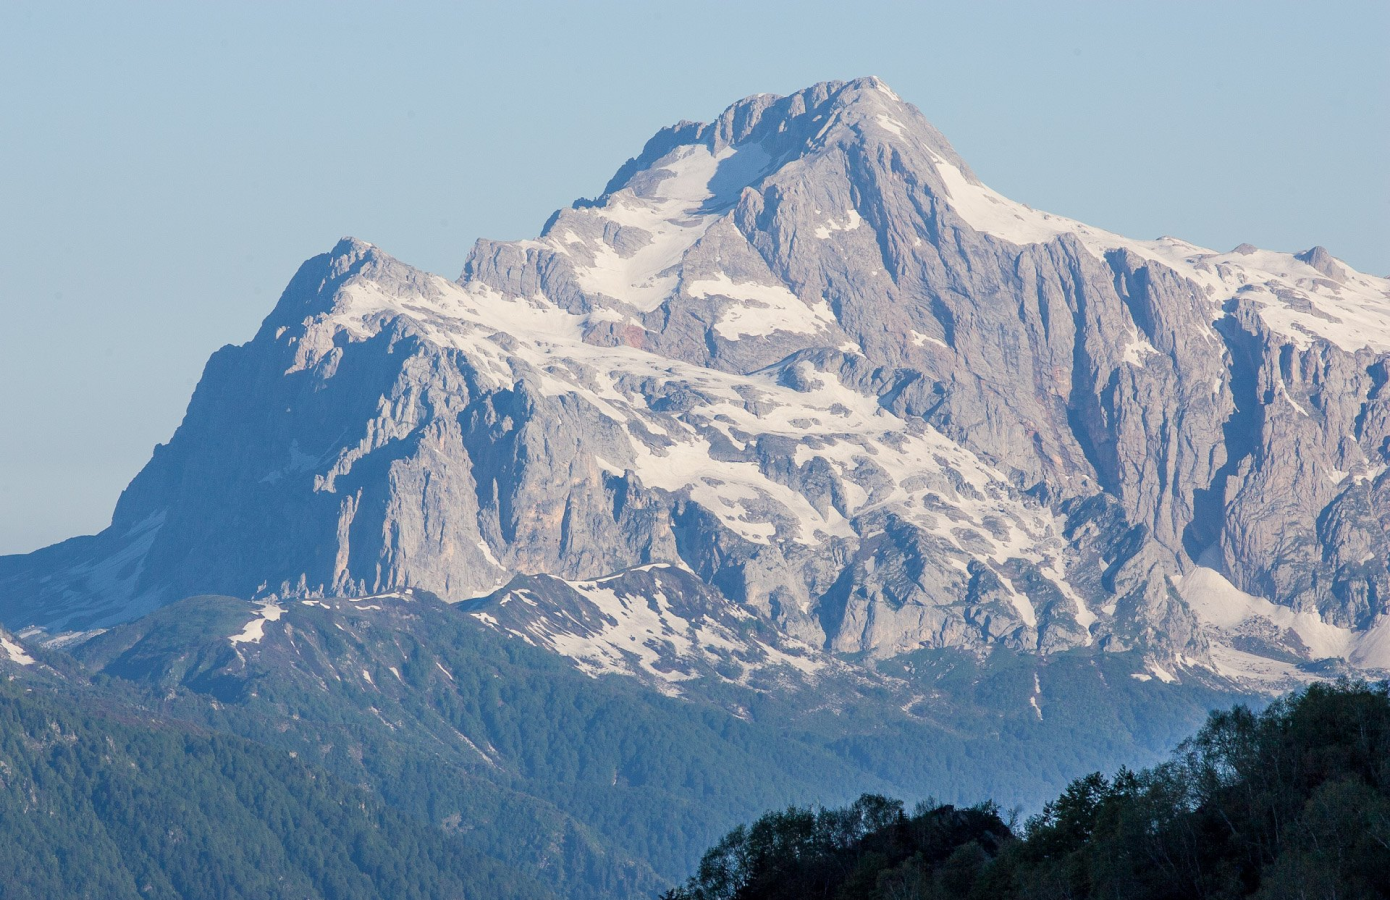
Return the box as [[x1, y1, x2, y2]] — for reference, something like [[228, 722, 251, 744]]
[[4, 77, 1389, 688]]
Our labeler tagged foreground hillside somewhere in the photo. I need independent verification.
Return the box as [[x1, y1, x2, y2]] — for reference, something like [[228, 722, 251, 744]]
[[664, 680, 1390, 900]]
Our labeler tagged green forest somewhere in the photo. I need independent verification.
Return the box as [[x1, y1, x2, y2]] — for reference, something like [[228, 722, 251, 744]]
[[663, 680, 1390, 900], [0, 684, 548, 900], [0, 591, 1361, 900], [61, 592, 1233, 899]]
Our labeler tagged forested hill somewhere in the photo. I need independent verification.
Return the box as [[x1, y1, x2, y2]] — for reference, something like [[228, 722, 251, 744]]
[[663, 680, 1390, 900], [0, 684, 550, 900]]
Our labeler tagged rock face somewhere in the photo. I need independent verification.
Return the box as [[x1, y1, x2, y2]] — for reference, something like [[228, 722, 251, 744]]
[[3, 77, 1389, 683]]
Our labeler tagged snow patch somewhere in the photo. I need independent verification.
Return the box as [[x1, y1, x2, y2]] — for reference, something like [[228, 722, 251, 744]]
[[1120, 334, 1158, 366], [1149, 663, 1178, 684], [814, 208, 863, 239], [1181, 566, 1351, 660], [687, 273, 836, 339], [0, 636, 34, 666], [474, 571, 826, 686], [1350, 615, 1390, 670], [561, 142, 772, 312], [910, 330, 948, 350], [874, 114, 907, 139], [229, 603, 286, 645]]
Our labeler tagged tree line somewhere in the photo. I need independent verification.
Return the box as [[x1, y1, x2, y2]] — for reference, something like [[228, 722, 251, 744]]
[[664, 679, 1390, 899]]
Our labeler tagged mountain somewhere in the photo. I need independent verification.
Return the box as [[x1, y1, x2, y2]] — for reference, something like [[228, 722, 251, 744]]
[[4, 76, 1390, 689]]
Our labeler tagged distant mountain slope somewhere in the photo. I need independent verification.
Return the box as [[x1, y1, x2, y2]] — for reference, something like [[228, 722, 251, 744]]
[[51, 591, 1231, 898], [3, 77, 1389, 687], [0, 679, 549, 900]]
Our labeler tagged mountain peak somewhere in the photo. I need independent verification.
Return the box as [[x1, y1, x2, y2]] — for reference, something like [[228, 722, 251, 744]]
[[7, 78, 1390, 692], [1295, 245, 1347, 282], [256, 236, 407, 338], [580, 77, 972, 211], [330, 235, 375, 260]]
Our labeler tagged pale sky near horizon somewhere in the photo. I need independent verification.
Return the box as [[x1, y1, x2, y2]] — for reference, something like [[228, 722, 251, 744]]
[[1, 0, 1386, 554]]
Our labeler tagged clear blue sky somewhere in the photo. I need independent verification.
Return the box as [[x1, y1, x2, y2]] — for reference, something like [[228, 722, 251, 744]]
[[1, 0, 1386, 554]]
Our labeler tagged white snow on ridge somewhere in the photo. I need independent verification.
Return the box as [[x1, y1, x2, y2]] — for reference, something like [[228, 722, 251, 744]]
[[557, 142, 773, 312], [472, 570, 826, 688], [929, 151, 1390, 354], [930, 155, 1083, 247], [543, 581, 705, 683], [870, 78, 901, 102]]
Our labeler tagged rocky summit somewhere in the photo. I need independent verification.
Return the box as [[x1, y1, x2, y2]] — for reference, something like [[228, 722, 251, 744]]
[[4, 77, 1389, 689]]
